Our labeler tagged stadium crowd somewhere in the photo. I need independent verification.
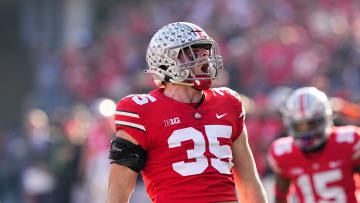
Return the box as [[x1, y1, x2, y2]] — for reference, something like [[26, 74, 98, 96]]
[[1, 0, 360, 202]]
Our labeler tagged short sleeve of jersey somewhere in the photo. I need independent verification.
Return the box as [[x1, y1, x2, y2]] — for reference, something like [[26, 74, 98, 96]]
[[347, 126, 360, 167], [114, 95, 149, 150], [267, 137, 293, 178], [235, 94, 245, 141]]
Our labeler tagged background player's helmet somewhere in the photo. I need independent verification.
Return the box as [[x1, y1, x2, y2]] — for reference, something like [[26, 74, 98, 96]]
[[282, 87, 333, 151], [145, 22, 223, 90]]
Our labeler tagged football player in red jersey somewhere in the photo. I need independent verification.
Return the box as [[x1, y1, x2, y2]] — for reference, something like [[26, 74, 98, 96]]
[[106, 22, 268, 203], [268, 87, 360, 203]]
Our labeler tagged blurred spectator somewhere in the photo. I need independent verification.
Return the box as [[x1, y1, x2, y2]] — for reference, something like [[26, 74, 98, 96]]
[[79, 115, 113, 203], [0, 129, 27, 203], [22, 109, 55, 203]]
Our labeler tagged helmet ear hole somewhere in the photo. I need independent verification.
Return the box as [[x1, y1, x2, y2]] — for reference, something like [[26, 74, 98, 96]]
[[159, 65, 168, 71]]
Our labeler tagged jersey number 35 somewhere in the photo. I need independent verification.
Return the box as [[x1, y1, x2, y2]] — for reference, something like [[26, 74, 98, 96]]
[[168, 125, 233, 176]]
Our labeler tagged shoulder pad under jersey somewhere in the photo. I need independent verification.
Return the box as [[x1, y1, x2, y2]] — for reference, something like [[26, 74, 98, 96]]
[[209, 87, 245, 119], [114, 93, 158, 133], [268, 137, 294, 174], [332, 126, 360, 163]]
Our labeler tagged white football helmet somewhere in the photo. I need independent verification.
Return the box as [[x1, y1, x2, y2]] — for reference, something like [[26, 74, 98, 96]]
[[283, 87, 333, 151], [145, 22, 223, 90]]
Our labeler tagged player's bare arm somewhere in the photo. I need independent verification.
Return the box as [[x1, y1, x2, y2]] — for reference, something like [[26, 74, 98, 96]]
[[232, 126, 268, 203], [106, 130, 142, 203], [274, 174, 290, 203]]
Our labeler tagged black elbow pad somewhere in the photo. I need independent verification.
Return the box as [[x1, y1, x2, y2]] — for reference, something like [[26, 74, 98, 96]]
[[109, 136, 147, 173]]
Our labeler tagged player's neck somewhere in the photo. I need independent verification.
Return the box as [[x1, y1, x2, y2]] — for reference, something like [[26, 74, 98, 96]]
[[163, 83, 203, 103]]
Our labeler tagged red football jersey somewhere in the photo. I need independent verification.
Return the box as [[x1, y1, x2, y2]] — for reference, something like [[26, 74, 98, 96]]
[[114, 87, 245, 203], [268, 125, 360, 203]]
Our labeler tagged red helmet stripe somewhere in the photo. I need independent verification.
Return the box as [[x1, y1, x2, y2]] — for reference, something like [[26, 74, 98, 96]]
[[187, 24, 207, 39], [299, 94, 305, 117], [195, 29, 207, 39]]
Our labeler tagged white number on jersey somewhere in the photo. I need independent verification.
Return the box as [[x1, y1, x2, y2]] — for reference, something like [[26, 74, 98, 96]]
[[297, 169, 346, 203], [132, 94, 157, 105], [274, 141, 292, 156], [336, 127, 356, 144], [168, 125, 233, 176], [212, 87, 242, 101]]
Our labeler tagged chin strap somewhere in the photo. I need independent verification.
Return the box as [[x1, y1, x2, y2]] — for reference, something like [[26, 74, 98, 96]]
[[192, 79, 212, 90], [303, 139, 327, 153], [145, 69, 194, 86], [173, 81, 194, 86], [145, 69, 213, 90]]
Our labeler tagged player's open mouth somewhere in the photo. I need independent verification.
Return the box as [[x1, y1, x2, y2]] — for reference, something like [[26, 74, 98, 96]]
[[201, 64, 209, 73]]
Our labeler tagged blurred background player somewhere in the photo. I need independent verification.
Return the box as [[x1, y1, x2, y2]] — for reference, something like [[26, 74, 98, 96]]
[[268, 87, 360, 203], [106, 22, 268, 203]]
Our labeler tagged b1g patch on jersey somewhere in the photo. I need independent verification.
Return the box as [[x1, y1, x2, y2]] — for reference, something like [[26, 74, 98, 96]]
[[164, 117, 181, 127]]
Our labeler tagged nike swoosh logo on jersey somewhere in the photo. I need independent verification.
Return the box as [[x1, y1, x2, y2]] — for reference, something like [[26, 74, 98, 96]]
[[216, 113, 227, 119]]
